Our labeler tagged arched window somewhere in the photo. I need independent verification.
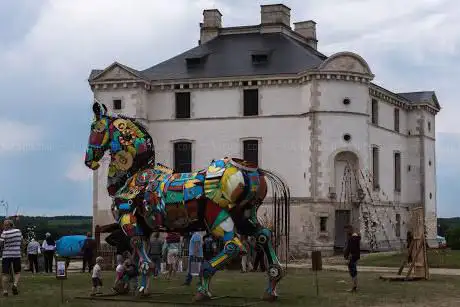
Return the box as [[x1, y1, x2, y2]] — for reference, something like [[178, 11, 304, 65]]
[[173, 141, 192, 173], [243, 139, 259, 166]]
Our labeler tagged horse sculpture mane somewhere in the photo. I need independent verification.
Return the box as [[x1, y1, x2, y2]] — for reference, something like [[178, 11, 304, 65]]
[[84, 101, 290, 302]]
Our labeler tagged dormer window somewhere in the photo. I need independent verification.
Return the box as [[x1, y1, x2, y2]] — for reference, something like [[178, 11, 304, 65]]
[[251, 50, 271, 65], [185, 54, 208, 69], [252, 54, 268, 65]]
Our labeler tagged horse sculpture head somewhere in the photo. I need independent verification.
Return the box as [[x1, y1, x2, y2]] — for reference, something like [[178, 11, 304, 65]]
[[84, 101, 110, 171], [84, 101, 155, 195]]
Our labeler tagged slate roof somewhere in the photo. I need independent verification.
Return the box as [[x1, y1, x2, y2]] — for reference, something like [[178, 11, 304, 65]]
[[88, 31, 439, 110], [89, 69, 103, 80], [139, 32, 327, 81], [397, 91, 440, 109]]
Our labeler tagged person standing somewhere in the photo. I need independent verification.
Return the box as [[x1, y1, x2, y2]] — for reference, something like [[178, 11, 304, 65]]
[[42, 232, 56, 273], [148, 232, 164, 279], [0, 220, 23, 296], [162, 232, 180, 280], [344, 225, 361, 293], [252, 243, 266, 272], [27, 238, 41, 274], [202, 234, 214, 262], [183, 232, 203, 286], [240, 236, 253, 273], [82, 232, 96, 273]]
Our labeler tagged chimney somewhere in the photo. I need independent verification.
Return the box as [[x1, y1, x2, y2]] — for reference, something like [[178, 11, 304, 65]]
[[294, 20, 318, 50], [199, 9, 222, 45], [260, 4, 291, 28]]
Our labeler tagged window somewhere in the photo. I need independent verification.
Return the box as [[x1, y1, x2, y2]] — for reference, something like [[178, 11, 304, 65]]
[[243, 140, 259, 166], [173, 142, 192, 173], [394, 152, 401, 192], [395, 214, 401, 237], [252, 54, 268, 65], [371, 99, 378, 125], [343, 134, 351, 142], [320, 217, 328, 232], [372, 147, 379, 190], [394, 108, 400, 132], [113, 99, 122, 110], [343, 98, 351, 105], [428, 121, 431, 132], [175, 92, 191, 119], [243, 89, 259, 116]]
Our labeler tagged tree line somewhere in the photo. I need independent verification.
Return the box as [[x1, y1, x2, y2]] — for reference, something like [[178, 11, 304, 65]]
[[0, 215, 92, 241], [438, 217, 460, 250]]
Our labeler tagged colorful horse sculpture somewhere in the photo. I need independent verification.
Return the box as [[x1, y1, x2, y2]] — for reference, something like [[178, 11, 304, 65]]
[[84, 101, 290, 301]]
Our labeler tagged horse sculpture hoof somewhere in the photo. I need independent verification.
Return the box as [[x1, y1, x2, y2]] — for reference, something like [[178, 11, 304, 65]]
[[135, 287, 145, 297], [194, 292, 212, 302], [262, 292, 278, 302]]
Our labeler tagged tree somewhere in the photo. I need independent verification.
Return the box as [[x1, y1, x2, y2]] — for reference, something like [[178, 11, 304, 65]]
[[446, 227, 460, 250]]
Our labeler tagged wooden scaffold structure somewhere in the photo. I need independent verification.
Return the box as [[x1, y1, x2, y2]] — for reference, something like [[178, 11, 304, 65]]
[[380, 207, 429, 281]]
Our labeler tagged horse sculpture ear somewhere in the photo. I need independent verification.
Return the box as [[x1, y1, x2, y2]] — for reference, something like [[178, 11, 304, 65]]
[[92, 102, 102, 119]]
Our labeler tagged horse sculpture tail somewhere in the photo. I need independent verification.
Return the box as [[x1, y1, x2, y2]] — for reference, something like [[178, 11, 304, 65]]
[[257, 168, 290, 269]]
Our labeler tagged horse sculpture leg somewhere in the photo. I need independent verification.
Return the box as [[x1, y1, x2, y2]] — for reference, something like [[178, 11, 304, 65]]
[[119, 212, 153, 295], [195, 211, 244, 301], [254, 226, 284, 301]]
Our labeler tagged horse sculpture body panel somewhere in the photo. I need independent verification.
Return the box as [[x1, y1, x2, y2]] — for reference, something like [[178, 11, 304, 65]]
[[84, 102, 290, 301]]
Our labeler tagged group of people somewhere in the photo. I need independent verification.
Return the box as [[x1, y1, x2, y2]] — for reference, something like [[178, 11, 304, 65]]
[[1, 218, 363, 297], [105, 231, 269, 295], [25, 233, 58, 274], [93, 226, 362, 295]]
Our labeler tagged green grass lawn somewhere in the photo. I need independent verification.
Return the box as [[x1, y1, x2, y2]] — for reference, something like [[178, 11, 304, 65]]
[[360, 249, 460, 269], [3, 269, 460, 307]]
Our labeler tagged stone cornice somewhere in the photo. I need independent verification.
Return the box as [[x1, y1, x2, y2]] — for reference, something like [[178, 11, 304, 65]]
[[89, 71, 372, 93], [89, 72, 438, 116], [90, 80, 151, 91]]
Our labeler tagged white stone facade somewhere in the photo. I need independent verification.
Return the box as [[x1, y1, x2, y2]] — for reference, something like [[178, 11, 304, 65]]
[[89, 5, 440, 257]]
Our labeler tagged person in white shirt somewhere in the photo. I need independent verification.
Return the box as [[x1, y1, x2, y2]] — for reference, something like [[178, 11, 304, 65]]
[[91, 256, 104, 296], [42, 233, 56, 273], [27, 238, 41, 274]]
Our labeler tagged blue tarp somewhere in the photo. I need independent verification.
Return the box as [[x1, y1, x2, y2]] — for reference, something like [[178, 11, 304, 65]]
[[55, 235, 87, 257]]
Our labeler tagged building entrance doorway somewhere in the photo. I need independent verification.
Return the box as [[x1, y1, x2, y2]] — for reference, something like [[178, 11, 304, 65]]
[[335, 210, 351, 249]]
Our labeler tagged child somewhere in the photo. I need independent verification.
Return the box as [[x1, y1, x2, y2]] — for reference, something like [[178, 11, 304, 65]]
[[113, 254, 126, 293], [113, 251, 136, 294], [91, 256, 104, 296]]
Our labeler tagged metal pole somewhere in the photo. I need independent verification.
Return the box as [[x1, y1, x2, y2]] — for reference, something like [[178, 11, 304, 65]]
[[315, 269, 319, 296], [0, 200, 8, 217], [61, 279, 64, 304]]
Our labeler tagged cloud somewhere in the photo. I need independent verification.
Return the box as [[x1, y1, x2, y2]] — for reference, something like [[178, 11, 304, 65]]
[[1, 0, 458, 132], [65, 153, 92, 182], [0, 0, 218, 93], [0, 119, 45, 154]]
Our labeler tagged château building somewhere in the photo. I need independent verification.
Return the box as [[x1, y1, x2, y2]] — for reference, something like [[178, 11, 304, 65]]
[[89, 4, 440, 256]]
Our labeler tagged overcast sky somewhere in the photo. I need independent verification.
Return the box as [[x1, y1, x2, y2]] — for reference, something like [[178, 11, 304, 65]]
[[0, 0, 459, 217]]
